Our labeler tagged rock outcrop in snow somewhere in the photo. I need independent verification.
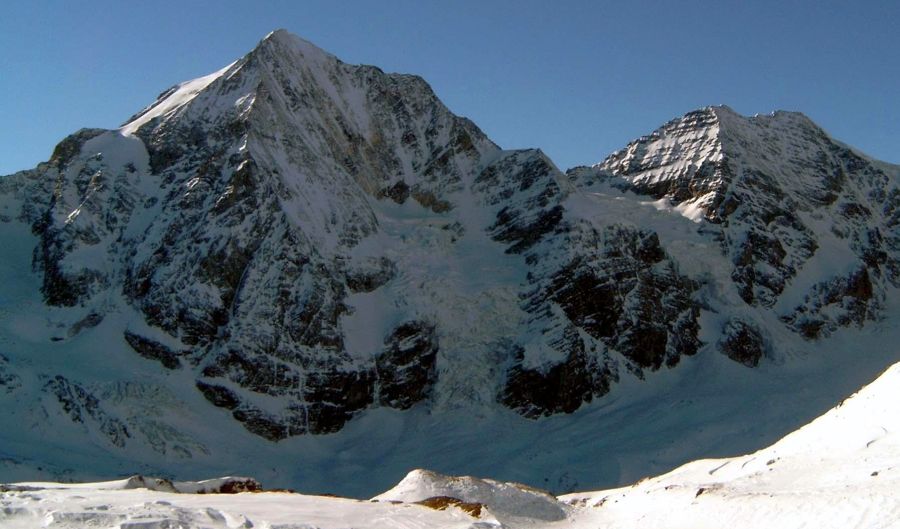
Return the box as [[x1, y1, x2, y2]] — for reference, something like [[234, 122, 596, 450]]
[[374, 468, 568, 522]]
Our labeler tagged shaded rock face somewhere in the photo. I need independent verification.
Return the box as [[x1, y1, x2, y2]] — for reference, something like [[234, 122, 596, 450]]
[[500, 224, 701, 417], [197, 320, 436, 437], [476, 150, 567, 254], [1, 30, 898, 448], [500, 337, 610, 418], [376, 321, 439, 409], [32, 129, 119, 306], [471, 150, 703, 417], [783, 266, 879, 339], [544, 227, 699, 372], [43, 375, 131, 447], [345, 257, 396, 293], [718, 319, 767, 367], [124, 332, 184, 370]]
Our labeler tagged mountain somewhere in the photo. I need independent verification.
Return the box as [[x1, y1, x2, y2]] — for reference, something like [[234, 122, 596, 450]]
[[571, 106, 900, 344], [5, 357, 900, 528], [0, 29, 898, 496]]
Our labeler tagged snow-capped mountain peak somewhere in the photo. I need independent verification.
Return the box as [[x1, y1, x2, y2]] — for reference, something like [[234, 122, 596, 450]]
[[1, 30, 899, 499]]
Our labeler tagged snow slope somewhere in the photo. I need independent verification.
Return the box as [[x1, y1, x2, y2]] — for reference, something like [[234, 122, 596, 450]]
[[4, 358, 900, 528], [561, 360, 900, 529]]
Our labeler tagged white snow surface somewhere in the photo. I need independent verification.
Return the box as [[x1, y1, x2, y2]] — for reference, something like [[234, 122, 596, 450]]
[[120, 62, 237, 136], [4, 359, 900, 528], [561, 359, 900, 528]]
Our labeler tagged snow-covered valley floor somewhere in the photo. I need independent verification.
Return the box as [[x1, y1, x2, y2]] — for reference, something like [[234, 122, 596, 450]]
[[5, 360, 900, 528]]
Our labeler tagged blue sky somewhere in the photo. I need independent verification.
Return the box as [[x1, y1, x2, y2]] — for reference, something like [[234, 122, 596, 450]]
[[1, 0, 898, 175]]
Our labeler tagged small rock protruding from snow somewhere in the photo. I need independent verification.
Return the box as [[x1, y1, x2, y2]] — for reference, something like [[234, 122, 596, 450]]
[[77, 475, 263, 494], [122, 475, 178, 492], [374, 468, 568, 521], [172, 476, 262, 494]]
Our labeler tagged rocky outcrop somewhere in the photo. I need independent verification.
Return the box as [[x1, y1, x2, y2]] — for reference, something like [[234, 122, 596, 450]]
[[499, 223, 701, 417], [783, 266, 879, 339], [375, 321, 439, 409], [43, 375, 131, 447], [500, 338, 609, 417], [124, 332, 185, 369], [544, 227, 700, 372], [718, 319, 768, 367]]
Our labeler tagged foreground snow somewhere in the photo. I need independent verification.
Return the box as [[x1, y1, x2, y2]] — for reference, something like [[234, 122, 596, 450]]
[[5, 362, 900, 528], [562, 359, 900, 529]]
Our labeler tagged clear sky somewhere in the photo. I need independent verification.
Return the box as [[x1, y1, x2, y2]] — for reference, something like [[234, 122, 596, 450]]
[[2, 0, 898, 175]]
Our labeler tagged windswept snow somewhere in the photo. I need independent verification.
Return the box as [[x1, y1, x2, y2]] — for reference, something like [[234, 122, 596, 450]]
[[561, 360, 900, 528], [0, 482, 484, 529], [120, 61, 237, 136]]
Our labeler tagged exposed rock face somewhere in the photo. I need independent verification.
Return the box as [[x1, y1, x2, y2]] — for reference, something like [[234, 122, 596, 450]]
[[376, 321, 439, 409], [500, 339, 608, 418], [43, 375, 131, 447], [542, 227, 699, 372], [782, 266, 878, 339], [0, 29, 898, 457], [500, 221, 700, 417], [124, 332, 184, 369], [474, 149, 701, 417], [718, 319, 767, 367]]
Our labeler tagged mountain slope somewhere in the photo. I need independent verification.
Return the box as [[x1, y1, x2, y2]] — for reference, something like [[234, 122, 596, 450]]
[[562, 359, 900, 528], [0, 29, 703, 439]]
